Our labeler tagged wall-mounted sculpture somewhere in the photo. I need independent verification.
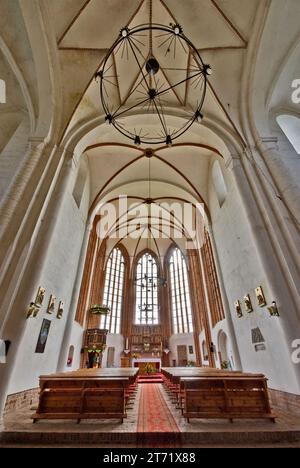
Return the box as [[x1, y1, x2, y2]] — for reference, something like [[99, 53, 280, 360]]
[[35, 287, 46, 307], [244, 294, 253, 313], [255, 286, 267, 307], [235, 300, 243, 318], [26, 286, 46, 319], [57, 301, 64, 319], [26, 302, 40, 319], [268, 301, 280, 317], [47, 295, 56, 314]]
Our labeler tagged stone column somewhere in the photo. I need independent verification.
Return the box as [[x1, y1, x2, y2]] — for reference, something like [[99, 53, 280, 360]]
[[187, 249, 214, 367], [229, 153, 300, 391], [0, 139, 55, 266], [256, 135, 300, 232], [56, 220, 95, 372], [252, 139, 300, 299], [0, 141, 64, 329], [160, 260, 172, 367], [0, 152, 74, 417], [87, 238, 107, 329], [71, 217, 101, 328], [121, 252, 132, 340], [206, 225, 242, 370]]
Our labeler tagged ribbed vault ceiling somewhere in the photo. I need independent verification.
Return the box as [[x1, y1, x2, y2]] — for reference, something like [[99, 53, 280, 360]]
[[48, 0, 260, 258]]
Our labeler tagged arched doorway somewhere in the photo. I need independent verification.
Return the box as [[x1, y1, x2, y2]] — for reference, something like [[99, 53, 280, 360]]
[[218, 331, 230, 369], [66, 345, 74, 367]]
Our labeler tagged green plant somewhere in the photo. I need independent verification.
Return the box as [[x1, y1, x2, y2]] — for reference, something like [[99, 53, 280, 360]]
[[221, 360, 229, 369], [143, 362, 156, 374], [87, 344, 106, 354], [187, 361, 196, 367], [90, 304, 110, 315]]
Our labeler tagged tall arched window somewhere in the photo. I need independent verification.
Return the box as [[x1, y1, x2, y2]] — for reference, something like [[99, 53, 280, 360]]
[[135, 252, 159, 325], [100, 247, 125, 334], [169, 248, 193, 334]]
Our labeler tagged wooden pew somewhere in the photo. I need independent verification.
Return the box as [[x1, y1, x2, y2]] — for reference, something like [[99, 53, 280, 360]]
[[181, 376, 276, 423], [161, 367, 276, 423], [32, 368, 138, 424]]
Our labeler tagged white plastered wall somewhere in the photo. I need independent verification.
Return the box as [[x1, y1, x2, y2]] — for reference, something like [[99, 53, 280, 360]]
[[208, 156, 297, 393], [7, 158, 90, 394], [169, 333, 196, 366]]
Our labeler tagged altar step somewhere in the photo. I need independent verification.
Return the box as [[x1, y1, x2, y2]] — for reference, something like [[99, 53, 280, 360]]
[[137, 373, 164, 384]]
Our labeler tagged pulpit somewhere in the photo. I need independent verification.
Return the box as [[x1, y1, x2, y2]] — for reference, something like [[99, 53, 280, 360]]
[[81, 328, 108, 368]]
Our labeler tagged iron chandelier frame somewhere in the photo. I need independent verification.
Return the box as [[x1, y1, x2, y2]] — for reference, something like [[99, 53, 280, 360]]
[[97, 22, 211, 146]]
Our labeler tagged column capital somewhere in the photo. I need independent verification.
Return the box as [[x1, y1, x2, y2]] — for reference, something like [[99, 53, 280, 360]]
[[225, 153, 242, 171], [28, 136, 46, 145], [255, 136, 279, 153]]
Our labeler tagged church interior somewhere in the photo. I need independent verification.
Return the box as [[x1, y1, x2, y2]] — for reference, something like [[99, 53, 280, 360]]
[[0, 0, 300, 448]]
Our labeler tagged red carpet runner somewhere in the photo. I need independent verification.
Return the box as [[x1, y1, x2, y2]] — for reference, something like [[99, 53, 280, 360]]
[[137, 384, 180, 433]]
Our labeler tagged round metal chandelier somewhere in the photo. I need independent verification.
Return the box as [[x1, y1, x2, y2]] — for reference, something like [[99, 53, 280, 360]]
[[97, 17, 211, 146]]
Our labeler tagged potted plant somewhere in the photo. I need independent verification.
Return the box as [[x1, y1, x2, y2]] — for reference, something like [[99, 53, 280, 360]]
[[89, 304, 110, 315], [221, 360, 229, 370]]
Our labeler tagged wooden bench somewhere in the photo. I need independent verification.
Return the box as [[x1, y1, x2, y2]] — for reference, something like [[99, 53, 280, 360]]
[[31, 369, 139, 423], [181, 376, 276, 423], [32, 387, 126, 423]]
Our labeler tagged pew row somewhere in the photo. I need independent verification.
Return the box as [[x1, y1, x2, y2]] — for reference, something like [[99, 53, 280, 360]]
[[32, 368, 139, 423], [161, 368, 276, 423]]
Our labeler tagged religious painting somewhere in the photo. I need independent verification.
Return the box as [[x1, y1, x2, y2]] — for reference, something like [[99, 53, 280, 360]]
[[35, 319, 51, 354], [255, 286, 267, 307], [47, 294, 56, 314], [56, 301, 64, 319], [244, 294, 253, 313], [251, 327, 265, 344], [35, 287, 46, 307]]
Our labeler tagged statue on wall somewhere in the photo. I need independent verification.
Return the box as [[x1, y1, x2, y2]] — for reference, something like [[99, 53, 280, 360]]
[[26, 302, 40, 319], [244, 294, 253, 313], [35, 287, 46, 307], [255, 286, 267, 307], [57, 301, 64, 319], [234, 300, 243, 318], [47, 295, 56, 314]]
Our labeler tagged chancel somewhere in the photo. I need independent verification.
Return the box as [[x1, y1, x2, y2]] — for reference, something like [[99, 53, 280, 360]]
[[0, 0, 300, 449]]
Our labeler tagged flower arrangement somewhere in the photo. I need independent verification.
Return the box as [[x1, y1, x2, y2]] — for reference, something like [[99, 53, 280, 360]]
[[87, 344, 106, 354], [221, 360, 230, 369], [187, 361, 196, 367], [142, 362, 156, 374]]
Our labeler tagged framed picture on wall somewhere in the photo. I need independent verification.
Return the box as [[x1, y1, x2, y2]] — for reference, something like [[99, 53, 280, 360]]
[[35, 319, 51, 354], [188, 345, 194, 354]]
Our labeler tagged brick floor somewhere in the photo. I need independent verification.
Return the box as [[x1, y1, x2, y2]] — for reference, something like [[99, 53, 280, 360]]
[[1, 383, 300, 447]]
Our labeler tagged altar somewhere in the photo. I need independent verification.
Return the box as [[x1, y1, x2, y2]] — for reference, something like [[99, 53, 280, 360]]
[[132, 358, 161, 373]]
